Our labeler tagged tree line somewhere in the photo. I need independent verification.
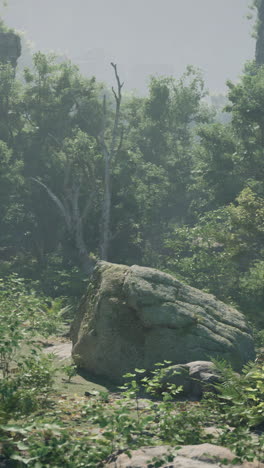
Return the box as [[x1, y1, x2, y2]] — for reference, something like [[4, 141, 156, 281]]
[[1, 3, 264, 326]]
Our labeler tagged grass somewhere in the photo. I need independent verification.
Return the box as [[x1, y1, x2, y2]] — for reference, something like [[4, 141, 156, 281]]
[[41, 338, 119, 397]]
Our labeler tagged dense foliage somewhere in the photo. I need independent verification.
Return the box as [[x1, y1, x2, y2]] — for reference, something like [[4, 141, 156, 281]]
[[1, 11, 264, 464], [0, 279, 264, 466], [0, 39, 264, 325]]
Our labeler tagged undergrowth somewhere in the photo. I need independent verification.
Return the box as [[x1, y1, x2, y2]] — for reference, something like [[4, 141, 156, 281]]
[[0, 275, 264, 467]]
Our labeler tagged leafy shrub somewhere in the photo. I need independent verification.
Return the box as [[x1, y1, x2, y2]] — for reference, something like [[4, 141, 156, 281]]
[[0, 275, 61, 425], [0, 275, 65, 362], [0, 352, 56, 423], [2, 358, 264, 466], [1, 275, 264, 468], [203, 359, 264, 428], [62, 362, 77, 382], [199, 359, 264, 463]]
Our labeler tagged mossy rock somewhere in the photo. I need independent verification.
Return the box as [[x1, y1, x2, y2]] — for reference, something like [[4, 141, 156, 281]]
[[71, 262, 255, 383]]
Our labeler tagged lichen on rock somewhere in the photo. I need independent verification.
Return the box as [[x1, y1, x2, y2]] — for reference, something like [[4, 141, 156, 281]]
[[71, 262, 255, 383]]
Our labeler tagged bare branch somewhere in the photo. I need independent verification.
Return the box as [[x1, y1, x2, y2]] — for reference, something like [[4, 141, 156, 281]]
[[48, 132, 63, 149], [111, 86, 118, 103], [81, 190, 96, 221], [31, 176, 95, 275], [31, 178, 71, 230], [109, 64, 123, 157], [111, 62, 124, 99]]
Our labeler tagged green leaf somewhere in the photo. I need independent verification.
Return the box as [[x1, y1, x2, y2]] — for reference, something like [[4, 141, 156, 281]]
[[17, 442, 29, 450], [11, 454, 33, 464]]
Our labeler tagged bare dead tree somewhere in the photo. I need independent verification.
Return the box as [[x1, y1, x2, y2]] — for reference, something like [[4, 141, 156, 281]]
[[31, 149, 96, 275], [32, 64, 124, 270], [98, 63, 124, 260]]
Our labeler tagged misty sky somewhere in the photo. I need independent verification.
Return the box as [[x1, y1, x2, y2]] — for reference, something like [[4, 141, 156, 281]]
[[1, 0, 255, 95]]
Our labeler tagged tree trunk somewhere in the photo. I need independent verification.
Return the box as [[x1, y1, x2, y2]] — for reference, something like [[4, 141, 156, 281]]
[[71, 181, 93, 274], [101, 152, 111, 260], [31, 178, 96, 275], [99, 63, 123, 261]]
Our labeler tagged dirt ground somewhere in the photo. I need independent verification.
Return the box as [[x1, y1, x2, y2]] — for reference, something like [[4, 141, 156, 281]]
[[43, 339, 72, 360], [42, 337, 119, 396]]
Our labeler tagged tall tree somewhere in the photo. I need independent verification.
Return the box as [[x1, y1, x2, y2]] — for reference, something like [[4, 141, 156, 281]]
[[32, 131, 98, 274], [21, 53, 101, 269], [0, 140, 23, 259], [98, 63, 123, 261], [121, 68, 208, 266]]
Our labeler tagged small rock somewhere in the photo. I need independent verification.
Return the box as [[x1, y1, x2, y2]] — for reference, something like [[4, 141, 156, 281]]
[[161, 361, 221, 399], [84, 390, 98, 397], [104, 443, 264, 467]]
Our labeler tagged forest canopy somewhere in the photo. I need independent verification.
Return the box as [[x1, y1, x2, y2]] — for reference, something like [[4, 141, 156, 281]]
[[0, 6, 264, 327]]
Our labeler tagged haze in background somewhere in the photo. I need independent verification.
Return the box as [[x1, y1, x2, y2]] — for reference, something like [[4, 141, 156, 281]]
[[1, 0, 255, 94]]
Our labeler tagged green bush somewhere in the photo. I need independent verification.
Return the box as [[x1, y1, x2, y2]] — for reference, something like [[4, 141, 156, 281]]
[[0, 353, 56, 423]]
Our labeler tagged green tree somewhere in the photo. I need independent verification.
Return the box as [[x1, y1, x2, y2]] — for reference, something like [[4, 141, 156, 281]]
[[33, 130, 100, 274], [0, 63, 23, 145], [120, 68, 209, 266], [163, 187, 264, 323], [190, 123, 239, 215], [19, 53, 102, 273], [0, 140, 23, 263], [254, 0, 264, 65], [226, 64, 264, 190]]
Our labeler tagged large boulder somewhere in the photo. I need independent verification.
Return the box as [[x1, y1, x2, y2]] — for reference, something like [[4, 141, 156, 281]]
[[71, 262, 255, 383]]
